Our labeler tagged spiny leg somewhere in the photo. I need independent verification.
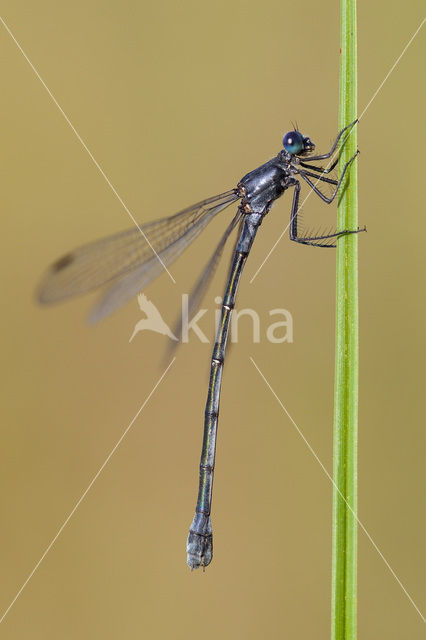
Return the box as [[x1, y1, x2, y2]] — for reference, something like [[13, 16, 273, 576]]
[[298, 151, 358, 204], [298, 170, 338, 186], [288, 178, 365, 248], [300, 156, 339, 174], [292, 228, 366, 248], [299, 124, 356, 173], [301, 119, 357, 162]]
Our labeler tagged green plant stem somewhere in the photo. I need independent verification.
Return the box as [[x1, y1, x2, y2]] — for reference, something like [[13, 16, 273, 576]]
[[331, 1, 358, 639]]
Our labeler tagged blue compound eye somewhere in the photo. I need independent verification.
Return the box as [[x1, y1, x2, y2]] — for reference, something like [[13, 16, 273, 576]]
[[283, 131, 304, 155]]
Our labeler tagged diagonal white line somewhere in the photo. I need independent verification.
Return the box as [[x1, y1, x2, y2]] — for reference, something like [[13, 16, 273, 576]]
[[358, 17, 425, 121], [0, 358, 176, 625], [250, 356, 426, 623], [249, 17, 425, 284], [0, 15, 176, 285]]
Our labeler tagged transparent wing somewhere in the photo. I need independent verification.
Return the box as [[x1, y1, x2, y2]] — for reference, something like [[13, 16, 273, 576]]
[[168, 208, 243, 353], [37, 189, 239, 320]]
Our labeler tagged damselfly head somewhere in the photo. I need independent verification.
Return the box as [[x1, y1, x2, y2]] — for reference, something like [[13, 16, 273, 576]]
[[283, 131, 315, 156]]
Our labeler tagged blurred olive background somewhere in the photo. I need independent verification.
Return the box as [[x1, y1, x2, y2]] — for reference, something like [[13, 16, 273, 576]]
[[1, 1, 425, 638]]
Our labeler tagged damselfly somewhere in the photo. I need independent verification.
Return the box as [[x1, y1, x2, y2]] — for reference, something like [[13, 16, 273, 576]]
[[38, 120, 362, 570]]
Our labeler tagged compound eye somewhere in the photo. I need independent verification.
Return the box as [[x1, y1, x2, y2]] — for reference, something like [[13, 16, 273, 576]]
[[283, 131, 304, 155]]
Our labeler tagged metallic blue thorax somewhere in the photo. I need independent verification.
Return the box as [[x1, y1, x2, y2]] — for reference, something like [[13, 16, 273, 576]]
[[238, 153, 290, 214]]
